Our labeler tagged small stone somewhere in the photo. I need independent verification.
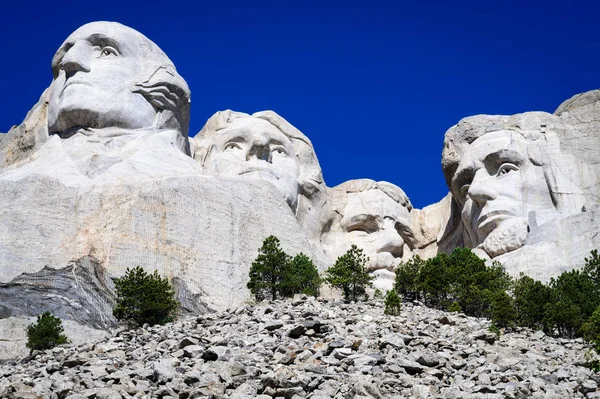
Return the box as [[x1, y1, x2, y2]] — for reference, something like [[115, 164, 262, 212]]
[[179, 337, 199, 349], [288, 325, 307, 338], [265, 322, 284, 331]]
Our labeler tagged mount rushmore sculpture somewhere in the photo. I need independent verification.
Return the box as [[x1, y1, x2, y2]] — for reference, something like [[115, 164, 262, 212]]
[[1, 21, 600, 355]]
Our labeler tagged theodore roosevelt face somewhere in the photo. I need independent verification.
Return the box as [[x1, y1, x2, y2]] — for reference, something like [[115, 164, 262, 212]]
[[48, 22, 157, 134], [451, 130, 554, 249], [204, 118, 301, 209]]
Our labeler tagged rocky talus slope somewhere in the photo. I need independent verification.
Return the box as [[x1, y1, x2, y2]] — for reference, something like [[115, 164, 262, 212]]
[[1, 297, 599, 399]]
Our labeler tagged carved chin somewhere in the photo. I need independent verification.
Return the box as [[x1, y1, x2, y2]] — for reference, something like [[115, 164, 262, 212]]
[[480, 218, 528, 258]]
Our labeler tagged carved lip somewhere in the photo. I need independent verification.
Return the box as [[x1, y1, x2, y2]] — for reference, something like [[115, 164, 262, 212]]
[[61, 80, 91, 94], [239, 167, 279, 180], [477, 210, 514, 229]]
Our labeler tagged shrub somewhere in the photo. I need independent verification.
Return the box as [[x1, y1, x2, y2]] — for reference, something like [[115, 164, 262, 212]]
[[247, 236, 292, 301], [394, 255, 425, 302], [419, 252, 452, 309], [448, 301, 462, 313], [513, 273, 553, 331], [373, 289, 384, 300], [584, 249, 600, 288], [113, 266, 179, 327], [285, 253, 322, 297], [325, 245, 374, 302], [581, 306, 600, 371], [26, 312, 69, 353], [384, 290, 402, 315], [490, 290, 518, 329], [544, 269, 600, 338], [448, 250, 512, 318], [581, 306, 600, 345]]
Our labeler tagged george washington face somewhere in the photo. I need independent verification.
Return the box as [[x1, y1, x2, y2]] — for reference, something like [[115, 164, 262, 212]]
[[48, 22, 158, 134]]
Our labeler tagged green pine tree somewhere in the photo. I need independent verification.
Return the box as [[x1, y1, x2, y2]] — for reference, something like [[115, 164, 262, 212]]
[[26, 312, 69, 353], [325, 245, 374, 301], [113, 266, 179, 327], [285, 253, 322, 297], [247, 236, 291, 301], [384, 290, 402, 315]]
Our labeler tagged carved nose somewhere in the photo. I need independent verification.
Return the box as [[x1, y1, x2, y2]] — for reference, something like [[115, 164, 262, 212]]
[[60, 42, 91, 78], [376, 228, 405, 258], [247, 134, 271, 162], [467, 170, 497, 205]]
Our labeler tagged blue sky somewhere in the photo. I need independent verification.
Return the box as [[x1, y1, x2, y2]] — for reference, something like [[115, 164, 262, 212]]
[[1, 0, 598, 208]]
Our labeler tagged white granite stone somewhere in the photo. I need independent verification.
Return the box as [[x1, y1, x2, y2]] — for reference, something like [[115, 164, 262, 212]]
[[191, 110, 331, 242], [441, 111, 600, 279], [321, 179, 416, 291]]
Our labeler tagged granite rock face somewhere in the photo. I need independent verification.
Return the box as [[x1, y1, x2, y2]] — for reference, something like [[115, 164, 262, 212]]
[[4, 20, 600, 360], [191, 110, 331, 244], [440, 110, 600, 280], [0, 21, 327, 346], [321, 179, 416, 291]]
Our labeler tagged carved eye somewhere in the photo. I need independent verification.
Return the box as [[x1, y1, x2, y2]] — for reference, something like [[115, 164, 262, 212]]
[[348, 225, 373, 234], [271, 146, 287, 157], [348, 221, 379, 234], [224, 142, 242, 151], [497, 163, 519, 176], [100, 46, 118, 57], [460, 184, 470, 197]]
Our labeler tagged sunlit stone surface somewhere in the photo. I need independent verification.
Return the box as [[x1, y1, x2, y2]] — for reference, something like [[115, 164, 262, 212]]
[[2, 21, 600, 359], [191, 110, 331, 243], [0, 23, 325, 349], [441, 110, 600, 279], [321, 179, 416, 291]]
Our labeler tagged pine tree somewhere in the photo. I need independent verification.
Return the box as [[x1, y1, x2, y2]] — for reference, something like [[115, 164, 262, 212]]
[[247, 236, 291, 301], [113, 266, 179, 327], [26, 312, 69, 353], [384, 290, 402, 315], [325, 245, 373, 301], [285, 253, 321, 297]]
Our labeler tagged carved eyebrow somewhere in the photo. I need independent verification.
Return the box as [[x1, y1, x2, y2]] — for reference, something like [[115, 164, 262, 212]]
[[483, 148, 525, 172], [51, 34, 122, 77], [268, 139, 285, 147], [452, 165, 475, 192], [348, 214, 378, 225], [86, 34, 121, 52]]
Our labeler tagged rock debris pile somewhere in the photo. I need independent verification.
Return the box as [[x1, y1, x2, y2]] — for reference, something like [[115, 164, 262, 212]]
[[1, 297, 599, 399]]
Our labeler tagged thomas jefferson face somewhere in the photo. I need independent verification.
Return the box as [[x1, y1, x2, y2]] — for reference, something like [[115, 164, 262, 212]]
[[48, 22, 157, 134], [451, 130, 554, 250], [205, 118, 300, 209], [338, 189, 412, 289]]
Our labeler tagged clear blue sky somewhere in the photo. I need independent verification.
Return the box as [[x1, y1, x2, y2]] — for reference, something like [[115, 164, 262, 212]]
[[1, 0, 598, 208]]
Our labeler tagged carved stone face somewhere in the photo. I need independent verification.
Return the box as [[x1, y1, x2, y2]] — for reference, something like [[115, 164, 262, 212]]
[[325, 188, 412, 291], [451, 130, 554, 254], [48, 22, 157, 134], [204, 118, 301, 209]]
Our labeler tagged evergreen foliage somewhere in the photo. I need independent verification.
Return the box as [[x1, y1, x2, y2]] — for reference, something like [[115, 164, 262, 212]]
[[26, 312, 69, 353], [325, 245, 374, 301], [490, 290, 518, 329], [544, 269, 600, 338], [285, 253, 322, 297], [392, 248, 600, 347], [384, 289, 402, 315], [247, 236, 321, 301], [513, 273, 553, 332], [394, 255, 425, 302], [247, 236, 291, 301], [448, 301, 462, 313], [392, 248, 511, 318], [113, 266, 179, 327]]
